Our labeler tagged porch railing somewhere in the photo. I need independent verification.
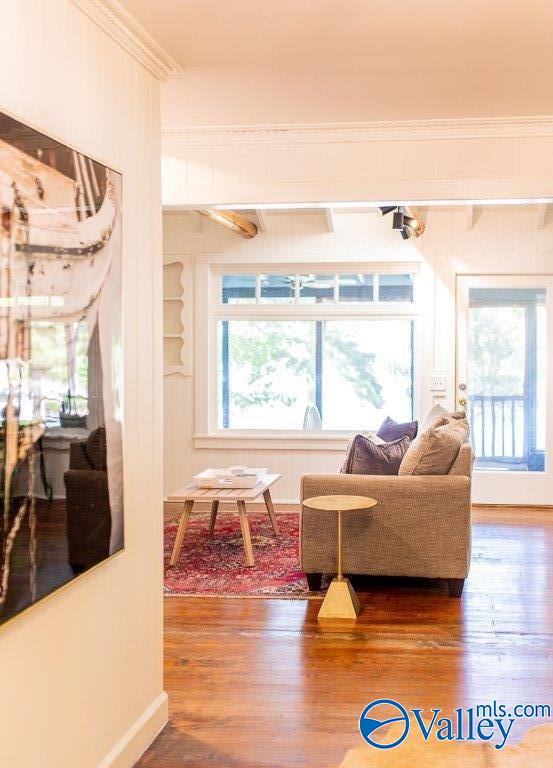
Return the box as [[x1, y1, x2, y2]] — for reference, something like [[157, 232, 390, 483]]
[[468, 394, 526, 464]]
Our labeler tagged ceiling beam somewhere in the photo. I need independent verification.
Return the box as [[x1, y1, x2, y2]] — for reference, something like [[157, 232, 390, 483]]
[[324, 207, 335, 233], [466, 205, 478, 230], [255, 209, 269, 233], [536, 202, 549, 229], [198, 210, 258, 238]]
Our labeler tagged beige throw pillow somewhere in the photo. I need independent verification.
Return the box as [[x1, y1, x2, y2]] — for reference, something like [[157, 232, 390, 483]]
[[421, 404, 448, 432], [399, 419, 469, 475], [421, 404, 466, 432], [424, 414, 449, 432], [446, 417, 470, 440]]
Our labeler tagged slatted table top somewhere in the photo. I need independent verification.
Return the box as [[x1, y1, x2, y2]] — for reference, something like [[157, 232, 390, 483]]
[[167, 473, 281, 502]]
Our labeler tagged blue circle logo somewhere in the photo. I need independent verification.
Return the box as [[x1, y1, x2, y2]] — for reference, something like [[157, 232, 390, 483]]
[[359, 699, 410, 749]]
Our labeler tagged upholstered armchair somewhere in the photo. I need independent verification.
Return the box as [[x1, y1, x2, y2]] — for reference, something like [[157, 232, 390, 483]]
[[300, 442, 473, 597]]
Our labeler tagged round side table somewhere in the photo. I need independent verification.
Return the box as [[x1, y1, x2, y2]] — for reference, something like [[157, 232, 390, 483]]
[[303, 494, 377, 620]]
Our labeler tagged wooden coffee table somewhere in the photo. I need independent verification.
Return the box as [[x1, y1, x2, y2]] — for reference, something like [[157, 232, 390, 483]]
[[167, 473, 281, 568]]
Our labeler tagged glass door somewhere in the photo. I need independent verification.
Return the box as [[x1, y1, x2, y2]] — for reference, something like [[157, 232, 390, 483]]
[[456, 276, 552, 505]]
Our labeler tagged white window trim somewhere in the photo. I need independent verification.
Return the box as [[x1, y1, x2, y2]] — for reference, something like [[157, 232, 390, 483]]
[[195, 260, 421, 448]]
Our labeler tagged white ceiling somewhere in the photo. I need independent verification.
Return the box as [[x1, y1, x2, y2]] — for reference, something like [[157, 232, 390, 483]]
[[120, 0, 553, 125]]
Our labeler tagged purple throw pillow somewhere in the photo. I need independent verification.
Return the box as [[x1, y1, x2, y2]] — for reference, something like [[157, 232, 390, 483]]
[[377, 416, 418, 442], [340, 434, 410, 475]]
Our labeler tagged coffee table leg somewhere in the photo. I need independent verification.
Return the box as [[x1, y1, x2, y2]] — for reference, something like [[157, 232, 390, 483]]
[[263, 489, 279, 536], [169, 500, 193, 566], [237, 500, 254, 567], [209, 500, 219, 535]]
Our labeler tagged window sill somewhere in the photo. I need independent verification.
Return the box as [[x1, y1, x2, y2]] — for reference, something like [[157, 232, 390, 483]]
[[194, 431, 361, 451]]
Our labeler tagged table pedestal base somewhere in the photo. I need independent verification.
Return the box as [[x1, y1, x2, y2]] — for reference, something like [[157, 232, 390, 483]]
[[318, 577, 361, 620]]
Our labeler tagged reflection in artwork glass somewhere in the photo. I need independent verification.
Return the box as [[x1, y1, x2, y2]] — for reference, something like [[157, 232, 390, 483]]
[[0, 111, 123, 625]]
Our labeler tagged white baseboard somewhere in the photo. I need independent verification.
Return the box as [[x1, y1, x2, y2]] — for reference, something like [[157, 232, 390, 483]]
[[98, 692, 169, 768]]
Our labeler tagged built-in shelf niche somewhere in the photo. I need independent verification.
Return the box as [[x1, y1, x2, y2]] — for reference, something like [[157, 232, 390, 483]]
[[163, 261, 182, 298], [163, 298, 183, 336], [163, 336, 183, 367], [163, 261, 184, 370]]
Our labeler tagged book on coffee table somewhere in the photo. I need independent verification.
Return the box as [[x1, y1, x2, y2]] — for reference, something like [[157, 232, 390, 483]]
[[193, 466, 268, 489]]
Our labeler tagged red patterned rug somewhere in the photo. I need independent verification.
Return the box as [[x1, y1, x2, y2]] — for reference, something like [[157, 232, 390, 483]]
[[164, 510, 316, 598]]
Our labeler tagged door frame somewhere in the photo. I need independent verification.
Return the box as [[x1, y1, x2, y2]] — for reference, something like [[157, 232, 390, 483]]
[[456, 274, 553, 506]]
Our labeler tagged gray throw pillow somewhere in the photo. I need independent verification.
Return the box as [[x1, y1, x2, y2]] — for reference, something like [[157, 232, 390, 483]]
[[377, 416, 418, 442], [341, 434, 411, 475]]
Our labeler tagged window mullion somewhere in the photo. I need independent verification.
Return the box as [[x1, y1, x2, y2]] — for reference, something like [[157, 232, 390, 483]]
[[315, 320, 323, 422], [221, 320, 230, 428]]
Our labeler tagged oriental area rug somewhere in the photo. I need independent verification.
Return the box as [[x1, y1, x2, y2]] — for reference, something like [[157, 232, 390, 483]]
[[163, 510, 317, 598]]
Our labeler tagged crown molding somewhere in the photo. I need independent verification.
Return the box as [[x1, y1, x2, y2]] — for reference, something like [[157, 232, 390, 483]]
[[71, 0, 182, 80], [162, 115, 553, 144]]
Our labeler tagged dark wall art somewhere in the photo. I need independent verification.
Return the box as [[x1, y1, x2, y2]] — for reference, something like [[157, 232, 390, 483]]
[[0, 111, 123, 625]]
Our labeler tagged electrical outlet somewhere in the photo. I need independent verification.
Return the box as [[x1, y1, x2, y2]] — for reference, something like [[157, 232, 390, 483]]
[[430, 374, 447, 391]]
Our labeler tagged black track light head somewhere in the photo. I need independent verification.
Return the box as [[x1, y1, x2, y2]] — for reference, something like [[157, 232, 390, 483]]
[[402, 215, 418, 230], [393, 210, 404, 230], [400, 227, 412, 240], [377, 206, 397, 216]]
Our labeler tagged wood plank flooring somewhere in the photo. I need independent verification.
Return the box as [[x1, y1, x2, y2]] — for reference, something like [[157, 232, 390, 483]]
[[138, 506, 553, 767]]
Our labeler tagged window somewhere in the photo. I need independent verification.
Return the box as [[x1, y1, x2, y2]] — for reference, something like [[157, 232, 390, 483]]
[[338, 274, 373, 302], [219, 321, 315, 429], [378, 273, 414, 302], [260, 274, 295, 303], [220, 272, 414, 306], [214, 268, 417, 432], [222, 274, 256, 304], [299, 274, 335, 303]]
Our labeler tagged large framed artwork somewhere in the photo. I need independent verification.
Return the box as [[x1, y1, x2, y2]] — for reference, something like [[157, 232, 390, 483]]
[[0, 111, 123, 625]]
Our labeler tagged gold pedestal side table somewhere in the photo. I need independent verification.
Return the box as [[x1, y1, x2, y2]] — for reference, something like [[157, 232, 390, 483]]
[[303, 494, 377, 620]]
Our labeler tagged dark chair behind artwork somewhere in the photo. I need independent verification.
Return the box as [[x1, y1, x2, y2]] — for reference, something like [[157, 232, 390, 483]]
[[64, 427, 111, 574]]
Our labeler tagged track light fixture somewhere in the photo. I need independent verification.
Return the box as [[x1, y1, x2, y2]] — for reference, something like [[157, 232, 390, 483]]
[[378, 205, 425, 239]]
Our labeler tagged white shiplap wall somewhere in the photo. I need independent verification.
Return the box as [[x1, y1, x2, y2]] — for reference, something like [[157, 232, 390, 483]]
[[0, 3, 166, 768]]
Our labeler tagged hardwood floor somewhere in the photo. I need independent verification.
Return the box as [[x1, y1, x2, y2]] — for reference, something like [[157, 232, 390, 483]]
[[138, 506, 553, 767]]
